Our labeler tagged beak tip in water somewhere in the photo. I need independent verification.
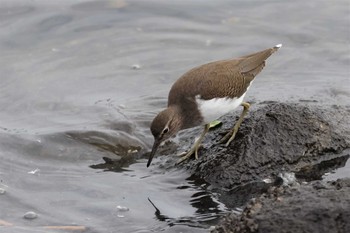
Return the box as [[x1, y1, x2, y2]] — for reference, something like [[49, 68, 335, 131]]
[[147, 140, 160, 168]]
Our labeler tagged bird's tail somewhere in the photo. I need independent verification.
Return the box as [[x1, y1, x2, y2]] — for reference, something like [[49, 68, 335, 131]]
[[239, 43, 282, 73]]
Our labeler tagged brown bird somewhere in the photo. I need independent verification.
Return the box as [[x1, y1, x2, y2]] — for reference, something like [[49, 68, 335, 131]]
[[147, 44, 282, 167]]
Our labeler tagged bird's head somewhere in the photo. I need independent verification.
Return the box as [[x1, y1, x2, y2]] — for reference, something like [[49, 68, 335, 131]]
[[147, 106, 182, 167]]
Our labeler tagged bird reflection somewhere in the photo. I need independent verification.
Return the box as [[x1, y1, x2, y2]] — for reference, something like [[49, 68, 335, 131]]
[[147, 175, 227, 228], [148, 198, 169, 222]]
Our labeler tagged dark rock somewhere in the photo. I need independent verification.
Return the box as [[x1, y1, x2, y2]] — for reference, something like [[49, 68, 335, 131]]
[[212, 179, 350, 233], [151, 103, 350, 232], [178, 103, 350, 189]]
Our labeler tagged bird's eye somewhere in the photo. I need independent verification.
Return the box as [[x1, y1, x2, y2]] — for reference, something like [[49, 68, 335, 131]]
[[162, 127, 169, 134]]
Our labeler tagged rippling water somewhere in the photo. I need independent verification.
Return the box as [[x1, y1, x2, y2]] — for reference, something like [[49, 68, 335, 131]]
[[0, 0, 349, 232]]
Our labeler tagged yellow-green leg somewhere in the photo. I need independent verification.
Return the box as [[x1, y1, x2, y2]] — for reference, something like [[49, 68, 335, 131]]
[[176, 124, 210, 164], [219, 102, 250, 147]]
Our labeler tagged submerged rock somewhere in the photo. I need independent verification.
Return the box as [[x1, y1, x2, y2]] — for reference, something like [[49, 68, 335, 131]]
[[212, 179, 350, 233]]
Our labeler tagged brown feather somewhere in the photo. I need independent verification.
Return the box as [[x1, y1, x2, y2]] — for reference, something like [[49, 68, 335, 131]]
[[147, 45, 281, 167], [168, 46, 279, 106]]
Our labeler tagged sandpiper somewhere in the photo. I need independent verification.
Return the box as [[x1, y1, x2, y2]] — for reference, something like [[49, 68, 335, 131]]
[[147, 44, 282, 167]]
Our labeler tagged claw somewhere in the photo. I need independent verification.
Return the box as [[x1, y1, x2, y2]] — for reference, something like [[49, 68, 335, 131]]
[[176, 124, 209, 165], [176, 144, 203, 164], [218, 102, 250, 146]]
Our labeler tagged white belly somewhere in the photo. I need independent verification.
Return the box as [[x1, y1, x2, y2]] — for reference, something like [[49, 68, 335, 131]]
[[196, 94, 246, 123]]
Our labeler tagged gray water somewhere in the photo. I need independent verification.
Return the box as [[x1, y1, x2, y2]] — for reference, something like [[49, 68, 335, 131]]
[[0, 0, 349, 232]]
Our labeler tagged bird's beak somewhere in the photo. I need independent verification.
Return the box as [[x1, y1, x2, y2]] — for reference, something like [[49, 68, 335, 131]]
[[147, 139, 161, 167]]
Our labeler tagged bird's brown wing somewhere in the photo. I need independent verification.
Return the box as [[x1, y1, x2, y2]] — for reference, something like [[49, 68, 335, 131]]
[[168, 46, 278, 104]]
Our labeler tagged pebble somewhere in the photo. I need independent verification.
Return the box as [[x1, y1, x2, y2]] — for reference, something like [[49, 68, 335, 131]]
[[263, 178, 273, 183], [24, 211, 38, 219], [278, 172, 296, 186], [116, 205, 129, 212], [131, 64, 141, 70], [0, 188, 5, 194]]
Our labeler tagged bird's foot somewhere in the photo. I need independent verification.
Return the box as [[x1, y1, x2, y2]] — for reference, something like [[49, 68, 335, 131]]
[[218, 125, 239, 147], [176, 144, 203, 165], [218, 102, 250, 147]]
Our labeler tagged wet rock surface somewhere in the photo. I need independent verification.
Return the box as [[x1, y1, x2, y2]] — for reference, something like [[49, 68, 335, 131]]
[[152, 102, 350, 232], [212, 178, 350, 233], [176, 102, 350, 188]]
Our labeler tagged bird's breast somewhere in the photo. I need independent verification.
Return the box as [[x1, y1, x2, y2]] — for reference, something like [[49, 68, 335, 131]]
[[195, 94, 246, 124]]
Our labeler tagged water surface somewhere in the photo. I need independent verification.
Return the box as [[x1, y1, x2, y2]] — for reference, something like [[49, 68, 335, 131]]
[[0, 0, 349, 232]]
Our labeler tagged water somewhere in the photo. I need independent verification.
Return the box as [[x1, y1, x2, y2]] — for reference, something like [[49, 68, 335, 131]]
[[0, 0, 349, 232]]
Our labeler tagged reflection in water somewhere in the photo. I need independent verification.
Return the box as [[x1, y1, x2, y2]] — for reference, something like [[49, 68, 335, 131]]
[[148, 198, 170, 222], [218, 181, 272, 209], [148, 192, 227, 229], [1, 0, 349, 232], [66, 130, 145, 171], [296, 154, 350, 181], [185, 175, 226, 219], [148, 175, 229, 228], [90, 156, 133, 172], [63, 127, 229, 229]]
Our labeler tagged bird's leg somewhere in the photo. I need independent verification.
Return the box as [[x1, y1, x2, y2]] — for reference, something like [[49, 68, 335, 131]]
[[219, 102, 250, 147], [176, 124, 210, 164]]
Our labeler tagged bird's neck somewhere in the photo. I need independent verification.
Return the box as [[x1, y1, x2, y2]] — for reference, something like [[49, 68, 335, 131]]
[[169, 100, 203, 130]]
